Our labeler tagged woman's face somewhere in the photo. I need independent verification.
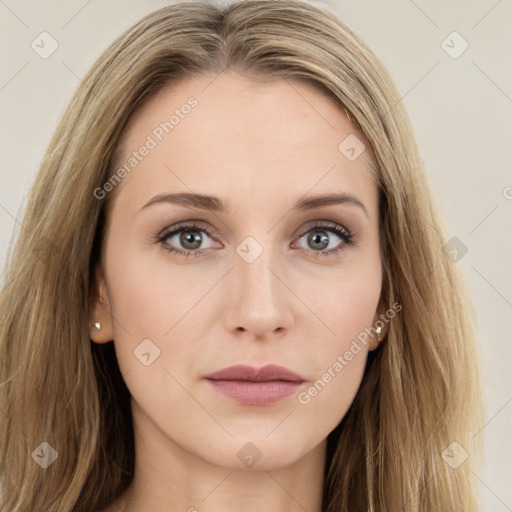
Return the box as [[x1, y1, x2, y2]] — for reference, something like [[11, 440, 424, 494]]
[[91, 72, 386, 471]]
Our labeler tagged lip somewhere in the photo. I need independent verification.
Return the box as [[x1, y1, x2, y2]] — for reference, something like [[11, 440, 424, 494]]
[[204, 364, 306, 405], [205, 364, 305, 382]]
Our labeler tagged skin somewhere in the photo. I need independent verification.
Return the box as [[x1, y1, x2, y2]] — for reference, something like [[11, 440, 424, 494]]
[[91, 71, 388, 512]]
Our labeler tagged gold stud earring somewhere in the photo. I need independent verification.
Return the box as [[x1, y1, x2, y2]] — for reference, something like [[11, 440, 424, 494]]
[[94, 322, 101, 330], [376, 326, 382, 342]]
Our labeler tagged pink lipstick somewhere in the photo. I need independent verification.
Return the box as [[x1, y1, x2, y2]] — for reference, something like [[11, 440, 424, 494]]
[[204, 364, 305, 405]]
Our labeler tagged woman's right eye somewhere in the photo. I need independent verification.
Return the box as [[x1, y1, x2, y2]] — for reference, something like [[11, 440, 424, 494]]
[[157, 223, 218, 257]]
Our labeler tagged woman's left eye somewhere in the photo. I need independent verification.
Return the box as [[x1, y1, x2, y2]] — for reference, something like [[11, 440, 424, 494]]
[[295, 222, 354, 258], [156, 221, 354, 258]]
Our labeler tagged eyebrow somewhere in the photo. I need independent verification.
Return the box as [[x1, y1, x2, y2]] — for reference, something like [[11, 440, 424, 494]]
[[140, 191, 368, 217]]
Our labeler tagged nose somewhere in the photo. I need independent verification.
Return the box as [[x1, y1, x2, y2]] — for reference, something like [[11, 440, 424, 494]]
[[222, 245, 294, 340]]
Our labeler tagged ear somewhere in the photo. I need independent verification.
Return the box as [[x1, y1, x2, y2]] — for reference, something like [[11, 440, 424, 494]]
[[89, 267, 114, 344], [368, 298, 389, 351]]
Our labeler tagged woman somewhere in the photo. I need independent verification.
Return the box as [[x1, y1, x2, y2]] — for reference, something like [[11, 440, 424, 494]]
[[0, 0, 483, 510]]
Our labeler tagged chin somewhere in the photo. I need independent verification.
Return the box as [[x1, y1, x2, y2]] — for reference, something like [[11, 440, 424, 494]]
[[195, 434, 315, 472]]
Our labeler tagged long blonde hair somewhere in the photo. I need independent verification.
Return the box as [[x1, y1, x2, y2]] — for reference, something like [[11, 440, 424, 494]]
[[0, 0, 483, 510]]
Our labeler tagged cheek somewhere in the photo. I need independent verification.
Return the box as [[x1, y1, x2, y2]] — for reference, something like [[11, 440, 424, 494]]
[[104, 252, 208, 416], [296, 258, 382, 347], [296, 264, 381, 397], [107, 248, 206, 337], [294, 297, 377, 435], [297, 344, 368, 428]]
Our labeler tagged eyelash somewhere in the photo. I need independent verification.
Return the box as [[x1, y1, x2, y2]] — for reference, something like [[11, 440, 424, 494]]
[[156, 221, 354, 259]]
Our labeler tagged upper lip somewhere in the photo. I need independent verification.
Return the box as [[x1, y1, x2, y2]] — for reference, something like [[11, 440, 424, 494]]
[[204, 364, 305, 383]]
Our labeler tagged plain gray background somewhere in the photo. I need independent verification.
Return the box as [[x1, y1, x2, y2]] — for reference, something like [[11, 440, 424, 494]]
[[0, 1, 511, 510]]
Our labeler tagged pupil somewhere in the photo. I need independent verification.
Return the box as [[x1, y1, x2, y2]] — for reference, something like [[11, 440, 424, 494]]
[[181, 230, 201, 249], [309, 231, 329, 250]]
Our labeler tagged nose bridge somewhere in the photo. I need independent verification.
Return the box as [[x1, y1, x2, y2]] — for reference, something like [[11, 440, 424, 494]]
[[225, 230, 292, 335], [236, 233, 280, 301]]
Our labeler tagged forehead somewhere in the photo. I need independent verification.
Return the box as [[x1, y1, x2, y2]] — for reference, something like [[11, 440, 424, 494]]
[[108, 72, 378, 220]]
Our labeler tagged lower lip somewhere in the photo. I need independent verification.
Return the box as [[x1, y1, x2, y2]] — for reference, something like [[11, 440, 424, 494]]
[[206, 379, 303, 405]]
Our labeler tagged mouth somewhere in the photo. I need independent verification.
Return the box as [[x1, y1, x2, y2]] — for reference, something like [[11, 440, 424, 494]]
[[204, 364, 306, 405]]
